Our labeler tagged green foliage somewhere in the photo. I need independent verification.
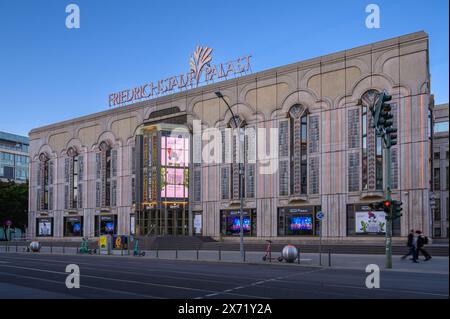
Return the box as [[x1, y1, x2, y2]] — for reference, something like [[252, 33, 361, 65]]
[[0, 180, 28, 230]]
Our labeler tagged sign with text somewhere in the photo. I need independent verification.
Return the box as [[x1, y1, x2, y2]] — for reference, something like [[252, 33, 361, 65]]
[[109, 46, 252, 107]]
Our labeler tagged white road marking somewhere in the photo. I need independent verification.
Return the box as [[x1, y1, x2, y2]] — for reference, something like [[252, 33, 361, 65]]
[[0, 271, 163, 298]]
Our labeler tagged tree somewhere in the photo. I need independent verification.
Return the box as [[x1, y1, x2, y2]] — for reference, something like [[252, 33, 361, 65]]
[[0, 180, 28, 235]]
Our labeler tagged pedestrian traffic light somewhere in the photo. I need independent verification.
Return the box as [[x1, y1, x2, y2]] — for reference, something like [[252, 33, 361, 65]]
[[392, 200, 403, 220]]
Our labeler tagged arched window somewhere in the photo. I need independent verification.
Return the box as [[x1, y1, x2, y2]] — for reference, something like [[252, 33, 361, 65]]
[[361, 90, 383, 191], [37, 153, 53, 211], [220, 115, 255, 200], [64, 147, 83, 209], [95, 141, 117, 207], [289, 104, 308, 195]]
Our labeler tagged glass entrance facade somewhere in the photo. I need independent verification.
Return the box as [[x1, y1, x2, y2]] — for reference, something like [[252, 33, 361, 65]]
[[135, 124, 190, 236]]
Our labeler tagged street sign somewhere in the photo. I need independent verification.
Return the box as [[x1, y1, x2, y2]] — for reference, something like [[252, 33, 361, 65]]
[[316, 211, 325, 220]]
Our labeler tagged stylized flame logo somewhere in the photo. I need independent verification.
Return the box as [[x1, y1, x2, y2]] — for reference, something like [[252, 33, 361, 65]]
[[190, 46, 213, 85]]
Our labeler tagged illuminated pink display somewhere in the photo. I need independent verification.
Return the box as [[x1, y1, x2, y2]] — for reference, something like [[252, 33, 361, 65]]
[[161, 135, 189, 198]]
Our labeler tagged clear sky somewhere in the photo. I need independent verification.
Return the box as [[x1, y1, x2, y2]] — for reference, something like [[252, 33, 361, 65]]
[[0, 0, 448, 136]]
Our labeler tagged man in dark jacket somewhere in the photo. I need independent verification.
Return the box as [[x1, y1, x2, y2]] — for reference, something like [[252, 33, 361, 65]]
[[401, 229, 415, 260], [415, 230, 432, 261]]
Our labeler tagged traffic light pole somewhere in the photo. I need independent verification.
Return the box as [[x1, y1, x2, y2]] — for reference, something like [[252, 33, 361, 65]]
[[384, 140, 393, 269]]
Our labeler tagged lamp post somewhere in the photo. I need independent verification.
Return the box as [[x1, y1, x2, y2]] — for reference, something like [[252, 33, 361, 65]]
[[215, 91, 245, 259]]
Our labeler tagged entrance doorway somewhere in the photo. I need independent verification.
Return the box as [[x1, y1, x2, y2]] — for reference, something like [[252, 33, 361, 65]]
[[139, 204, 188, 236]]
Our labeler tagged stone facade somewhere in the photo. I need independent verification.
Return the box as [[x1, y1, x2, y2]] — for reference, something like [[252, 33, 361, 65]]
[[28, 31, 433, 240], [431, 103, 449, 238]]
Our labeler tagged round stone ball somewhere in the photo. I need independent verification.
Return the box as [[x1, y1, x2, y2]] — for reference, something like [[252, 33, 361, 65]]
[[281, 244, 298, 263], [29, 241, 41, 252]]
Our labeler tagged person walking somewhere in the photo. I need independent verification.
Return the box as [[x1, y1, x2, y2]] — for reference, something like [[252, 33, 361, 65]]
[[416, 230, 432, 261], [401, 229, 415, 260], [411, 231, 419, 263]]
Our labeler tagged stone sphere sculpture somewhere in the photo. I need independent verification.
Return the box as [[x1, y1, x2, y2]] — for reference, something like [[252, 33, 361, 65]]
[[281, 244, 298, 263], [29, 241, 41, 252]]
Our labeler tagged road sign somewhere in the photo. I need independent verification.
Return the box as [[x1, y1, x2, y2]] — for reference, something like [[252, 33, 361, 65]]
[[316, 211, 325, 220]]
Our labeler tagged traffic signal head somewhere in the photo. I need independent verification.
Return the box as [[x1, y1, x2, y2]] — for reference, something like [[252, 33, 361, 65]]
[[392, 200, 403, 219], [383, 200, 392, 212]]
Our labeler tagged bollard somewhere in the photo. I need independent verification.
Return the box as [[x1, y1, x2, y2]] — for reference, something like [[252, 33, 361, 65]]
[[121, 245, 124, 256], [175, 248, 178, 259], [50, 242, 53, 254], [156, 248, 159, 258], [16, 241, 18, 253], [328, 250, 331, 267], [63, 242, 65, 254], [243, 249, 246, 262], [196, 249, 199, 260], [297, 250, 300, 264], [219, 246, 221, 261]]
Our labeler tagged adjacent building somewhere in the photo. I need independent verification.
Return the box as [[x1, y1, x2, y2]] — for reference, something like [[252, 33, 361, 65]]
[[0, 131, 29, 183], [431, 103, 449, 238], [28, 31, 433, 241]]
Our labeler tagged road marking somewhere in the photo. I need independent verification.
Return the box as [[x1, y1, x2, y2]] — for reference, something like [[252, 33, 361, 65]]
[[0, 272, 164, 299], [0, 254, 300, 282], [197, 267, 326, 299]]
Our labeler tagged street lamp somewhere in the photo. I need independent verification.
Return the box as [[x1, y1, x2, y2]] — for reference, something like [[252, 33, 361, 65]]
[[215, 91, 245, 259]]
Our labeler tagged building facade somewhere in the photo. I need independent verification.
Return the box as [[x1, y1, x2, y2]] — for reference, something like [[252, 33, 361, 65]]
[[28, 32, 433, 241], [0, 131, 29, 183], [431, 103, 449, 238]]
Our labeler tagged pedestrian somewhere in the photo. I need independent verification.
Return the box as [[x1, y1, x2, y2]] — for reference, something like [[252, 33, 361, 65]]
[[411, 231, 419, 263], [416, 230, 432, 261], [401, 229, 415, 260]]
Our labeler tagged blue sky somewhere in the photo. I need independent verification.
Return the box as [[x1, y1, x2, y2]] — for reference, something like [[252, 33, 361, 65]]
[[0, 0, 448, 136]]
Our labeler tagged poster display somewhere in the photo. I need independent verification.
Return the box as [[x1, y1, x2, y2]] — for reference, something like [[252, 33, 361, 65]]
[[355, 211, 386, 234], [37, 218, 53, 237]]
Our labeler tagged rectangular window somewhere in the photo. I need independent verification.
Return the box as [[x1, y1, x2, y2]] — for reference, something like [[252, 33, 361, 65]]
[[64, 185, 69, 210], [193, 170, 201, 202], [279, 120, 289, 157], [78, 183, 83, 208], [95, 182, 101, 207], [220, 209, 257, 237], [279, 160, 289, 196], [348, 152, 360, 192], [64, 216, 83, 237], [277, 206, 320, 236], [95, 215, 117, 236], [434, 200, 441, 221], [36, 218, 53, 237], [96, 153, 101, 179], [111, 180, 117, 207], [434, 167, 441, 190], [309, 156, 319, 194], [348, 109, 360, 149], [434, 152, 440, 160], [221, 167, 230, 200], [245, 164, 255, 198]]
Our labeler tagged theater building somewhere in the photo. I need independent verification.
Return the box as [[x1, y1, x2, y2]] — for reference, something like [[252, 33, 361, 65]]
[[28, 31, 433, 241]]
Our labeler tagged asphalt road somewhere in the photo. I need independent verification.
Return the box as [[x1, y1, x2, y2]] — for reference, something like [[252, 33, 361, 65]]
[[0, 253, 448, 299]]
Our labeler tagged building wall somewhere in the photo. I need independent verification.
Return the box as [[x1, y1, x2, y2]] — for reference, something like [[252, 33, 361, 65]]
[[432, 103, 449, 238], [28, 31, 432, 240], [0, 131, 29, 183]]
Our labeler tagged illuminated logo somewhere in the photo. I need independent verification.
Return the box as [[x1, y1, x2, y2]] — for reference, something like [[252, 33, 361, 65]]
[[109, 46, 251, 107], [190, 46, 213, 85]]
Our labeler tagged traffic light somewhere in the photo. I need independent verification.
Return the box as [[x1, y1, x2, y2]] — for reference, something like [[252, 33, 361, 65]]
[[382, 200, 392, 213], [392, 200, 403, 220]]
